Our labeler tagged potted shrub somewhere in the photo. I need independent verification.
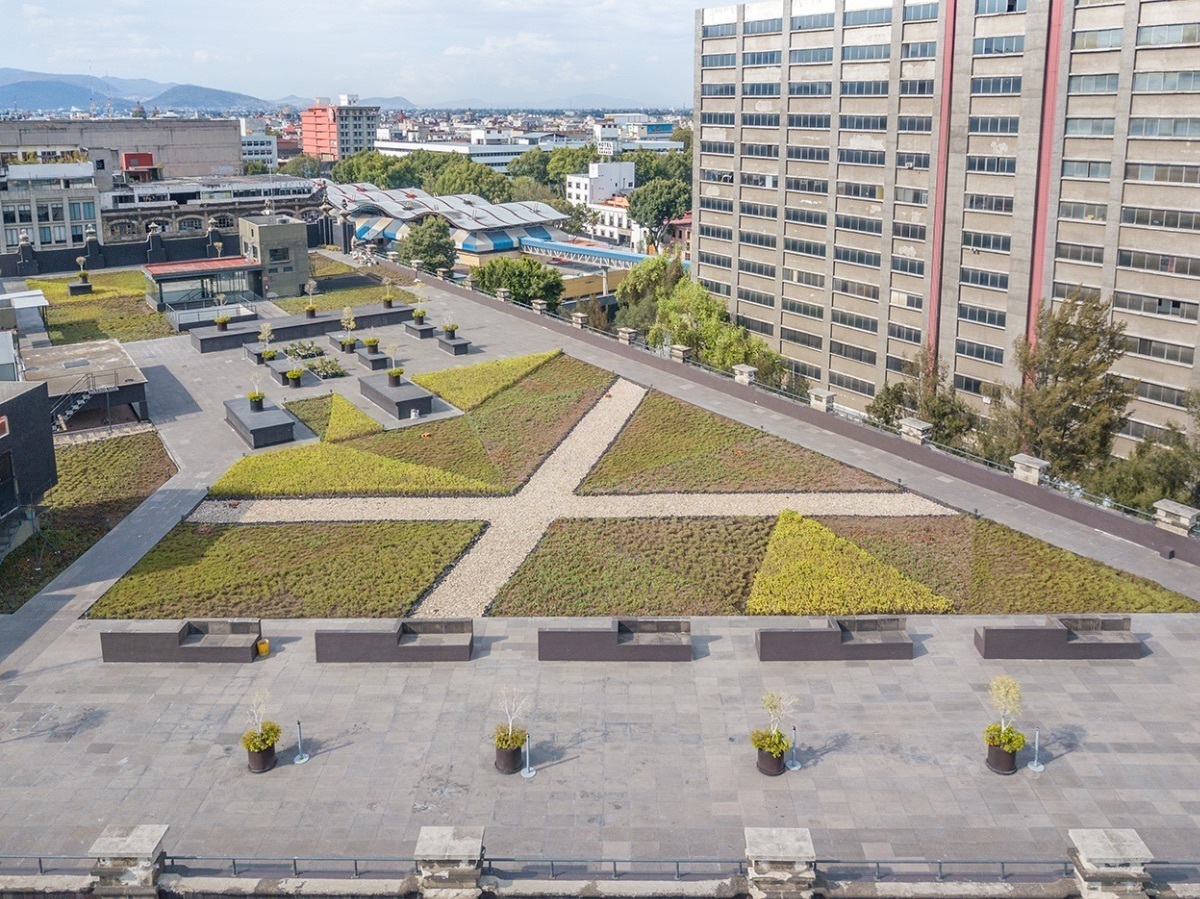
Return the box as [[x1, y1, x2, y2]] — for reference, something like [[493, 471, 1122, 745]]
[[304, 302, 318, 319], [382, 277, 395, 308], [493, 688, 529, 775], [214, 315, 231, 332], [286, 368, 303, 388], [442, 323, 459, 338], [75, 255, 89, 283], [248, 389, 265, 412], [340, 337, 357, 353], [364, 335, 381, 354], [412, 308, 427, 324], [749, 690, 795, 776], [262, 349, 278, 361], [387, 366, 404, 388], [983, 675, 1026, 775], [241, 694, 282, 774]]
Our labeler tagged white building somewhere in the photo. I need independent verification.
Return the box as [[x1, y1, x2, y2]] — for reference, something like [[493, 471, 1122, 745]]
[[239, 119, 278, 169], [1, 161, 101, 254], [375, 130, 592, 174], [565, 161, 636, 206]]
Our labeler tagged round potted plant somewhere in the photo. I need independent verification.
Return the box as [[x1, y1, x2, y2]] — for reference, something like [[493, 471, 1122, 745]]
[[749, 690, 795, 777], [248, 389, 265, 412], [494, 688, 529, 775], [984, 675, 1026, 775], [387, 366, 404, 388], [382, 278, 395, 308], [286, 368, 303, 388], [75, 256, 89, 284], [340, 337, 357, 353], [241, 694, 282, 774], [304, 302, 318, 319], [412, 308, 426, 324], [262, 349, 278, 362], [442, 323, 459, 338], [364, 336, 381, 354], [214, 315, 231, 332]]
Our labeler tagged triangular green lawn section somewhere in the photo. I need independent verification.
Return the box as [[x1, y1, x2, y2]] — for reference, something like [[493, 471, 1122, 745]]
[[209, 442, 498, 498], [284, 395, 334, 439], [965, 519, 1197, 613], [326, 394, 384, 442], [579, 391, 893, 494], [747, 511, 955, 615], [410, 350, 560, 410]]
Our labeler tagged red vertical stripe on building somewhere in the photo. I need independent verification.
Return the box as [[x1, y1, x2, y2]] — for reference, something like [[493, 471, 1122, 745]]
[[1027, 0, 1066, 343], [926, 0, 958, 360]]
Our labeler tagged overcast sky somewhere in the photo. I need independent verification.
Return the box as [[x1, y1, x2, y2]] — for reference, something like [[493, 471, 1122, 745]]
[[5, 0, 706, 106]]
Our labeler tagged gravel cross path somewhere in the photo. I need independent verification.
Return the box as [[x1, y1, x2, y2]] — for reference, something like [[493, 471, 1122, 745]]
[[190, 377, 951, 616]]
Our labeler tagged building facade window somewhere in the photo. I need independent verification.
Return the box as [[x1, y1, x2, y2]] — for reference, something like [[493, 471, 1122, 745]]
[[955, 338, 1005, 363]]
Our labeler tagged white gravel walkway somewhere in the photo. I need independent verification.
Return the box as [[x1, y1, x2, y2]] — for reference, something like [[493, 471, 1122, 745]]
[[189, 377, 953, 617]]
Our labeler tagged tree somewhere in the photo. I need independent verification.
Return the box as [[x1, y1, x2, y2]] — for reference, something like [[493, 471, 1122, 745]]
[[280, 153, 322, 178], [509, 176, 558, 204], [614, 252, 686, 331], [506, 148, 551, 186], [628, 178, 692, 249], [242, 160, 268, 175], [424, 156, 512, 203], [557, 202, 597, 236], [472, 257, 564, 310], [393, 216, 455, 271], [982, 293, 1135, 477], [866, 346, 978, 447], [331, 149, 454, 189], [671, 125, 693, 153], [545, 145, 600, 194]]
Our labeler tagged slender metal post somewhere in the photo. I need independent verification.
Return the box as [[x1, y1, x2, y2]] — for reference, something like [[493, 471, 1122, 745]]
[[1027, 728, 1044, 773], [294, 720, 309, 765], [520, 732, 536, 779], [785, 725, 802, 770]]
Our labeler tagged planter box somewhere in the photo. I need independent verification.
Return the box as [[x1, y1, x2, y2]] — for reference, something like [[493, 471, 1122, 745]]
[[538, 618, 692, 662], [360, 372, 434, 419], [329, 333, 360, 352], [100, 619, 262, 663], [405, 321, 437, 339], [974, 615, 1143, 660], [756, 616, 913, 661], [68, 280, 93, 296], [191, 304, 410, 354], [356, 347, 391, 370], [437, 336, 471, 356], [224, 397, 296, 448]]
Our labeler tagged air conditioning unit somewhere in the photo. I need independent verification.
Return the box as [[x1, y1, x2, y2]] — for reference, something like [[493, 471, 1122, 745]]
[[904, 161, 914, 169]]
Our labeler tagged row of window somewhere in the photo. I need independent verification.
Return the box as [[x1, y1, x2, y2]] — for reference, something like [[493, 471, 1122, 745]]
[[739, 258, 777, 278], [738, 286, 775, 307], [782, 325, 823, 349], [1113, 290, 1199, 321], [973, 76, 1021, 94], [834, 277, 880, 300], [967, 193, 1014, 213], [1130, 117, 1200, 138], [836, 246, 883, 267], [831, 339, 878, 365], [832, 309, 879, 333], [1118, 249, 1200, 277], [1125, 335, 1195, 365], [956, 338, 1005, 364], [1122, 206, 1200, 230], [963, 230, 1011, 252], [959, 303, 1006, 328], [970, 116, 1020, 134], [1056, 242, 1104, 264], [787, 207, 828, 225], [829, 371, 877, 397], [786, 236, 828, 257], [1136, 23, 1200, 46], [737, 314, 774, 336], [1065, 117, 1113, 136]]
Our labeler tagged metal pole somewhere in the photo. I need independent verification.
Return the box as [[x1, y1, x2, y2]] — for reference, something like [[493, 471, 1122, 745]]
[[520, 732, 536, 779], [785, 725, 802, 770], [294, 720, 310, 765], [1027, 727, 1044, 773]]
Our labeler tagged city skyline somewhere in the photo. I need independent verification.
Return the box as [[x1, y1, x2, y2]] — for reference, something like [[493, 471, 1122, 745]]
[[6, 0, 705, 107]]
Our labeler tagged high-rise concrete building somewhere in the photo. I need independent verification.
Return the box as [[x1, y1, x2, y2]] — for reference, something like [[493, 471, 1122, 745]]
[[693, 0, 1200, 449], [301, 95, 380, 162]]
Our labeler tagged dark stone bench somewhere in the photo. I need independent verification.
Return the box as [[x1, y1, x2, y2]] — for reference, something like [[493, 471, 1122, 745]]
[[538, 618, 692, 662], [315, 619, 473, 662], [356, 346, 391, 370], [974, 615, 1143, 659], [100, 619, 262, 663], [191, 305, 411, 353], [360, 373, 434, 419], [756, 616, 914, 661], [405, 321, 437, 339]]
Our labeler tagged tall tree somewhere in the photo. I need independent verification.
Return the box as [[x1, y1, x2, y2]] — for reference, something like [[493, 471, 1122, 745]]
[[393, 216, 456, 271], [280, 153, 322, 178], [982, 293, 1135, 477], [614, 252, 686, 331], [866, 346, 978, 447], [628, 178, 692, 249], [509, 176, 558, 204], [242, 160, 268, 175], [473, 257, 564, 310], [671, 125, 693, 153], [424, 156, 513, 203], [506, 148, 551, 186]]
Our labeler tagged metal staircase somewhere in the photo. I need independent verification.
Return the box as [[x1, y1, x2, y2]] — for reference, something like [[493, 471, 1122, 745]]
[[49, 373, 118, 432]]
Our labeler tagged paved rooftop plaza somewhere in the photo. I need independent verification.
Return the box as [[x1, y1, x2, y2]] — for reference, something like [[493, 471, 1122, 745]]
[[2, 615, 1199, 863], [3, 259, 1200, 874]]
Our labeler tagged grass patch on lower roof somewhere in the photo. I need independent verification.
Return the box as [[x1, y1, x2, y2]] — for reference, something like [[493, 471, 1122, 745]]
[[274, 272, 417, 314], [747, 511, 956, 616], [210, 352, 614, 498], [489, 517, 776, 617], [87, 520, 484, 619], [28, 271, 173, 345], [411, 350, 560, 411], [0, 432, 177, 613], [577, 390, 894, 494]]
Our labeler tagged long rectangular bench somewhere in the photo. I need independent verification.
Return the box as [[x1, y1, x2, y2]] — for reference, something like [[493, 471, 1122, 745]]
[[538, 618, 692, 662], [756, 616, 914, 661], [974, 615, 1143, 659], [100, 619, 261, 663], [315, 619, 473, 662]]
